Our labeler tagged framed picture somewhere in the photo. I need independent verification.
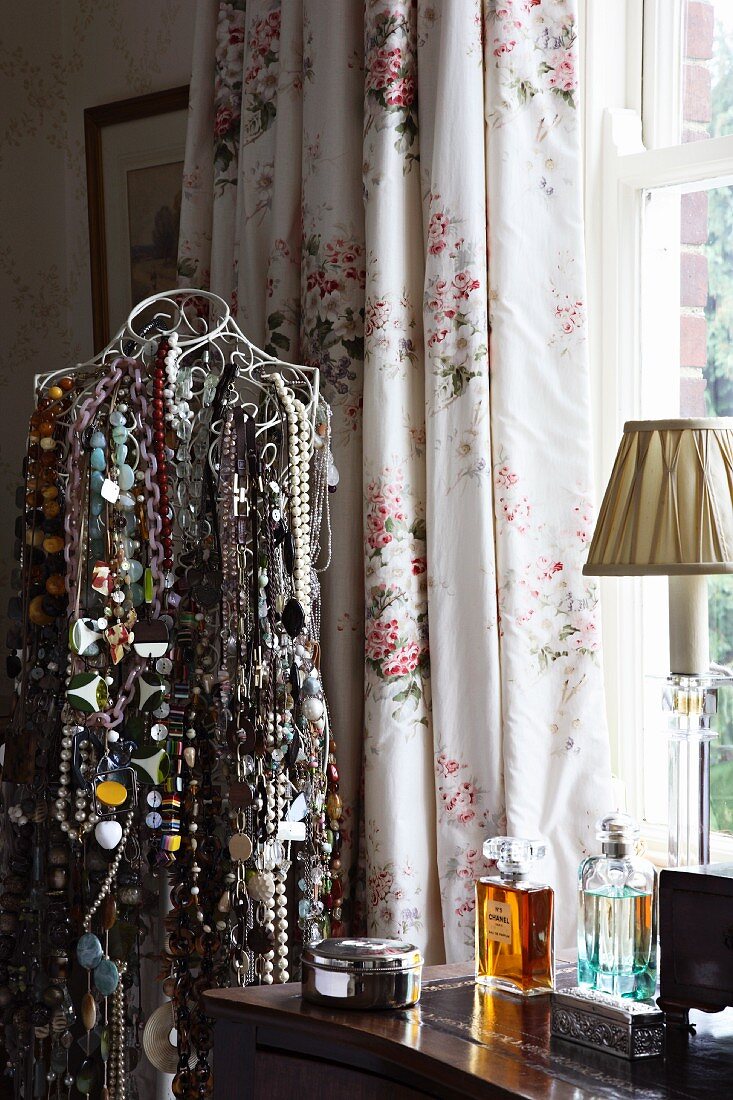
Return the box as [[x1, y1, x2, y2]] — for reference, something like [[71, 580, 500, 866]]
[[84, 86, 190, 350]]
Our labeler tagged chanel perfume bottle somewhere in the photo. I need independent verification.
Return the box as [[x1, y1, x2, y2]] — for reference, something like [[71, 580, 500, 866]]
[[475, 837, 554, 996], [578, 813, 658, 1001]]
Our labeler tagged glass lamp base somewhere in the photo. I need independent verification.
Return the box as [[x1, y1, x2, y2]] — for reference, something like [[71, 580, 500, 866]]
[[665, 676, 717, 867]]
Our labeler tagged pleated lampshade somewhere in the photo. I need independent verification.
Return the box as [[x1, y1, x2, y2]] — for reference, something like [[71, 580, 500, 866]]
[[584, 419, 733, 576]]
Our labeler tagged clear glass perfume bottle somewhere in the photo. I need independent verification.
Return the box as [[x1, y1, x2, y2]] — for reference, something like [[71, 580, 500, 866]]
[[577, 813, 658, 1001], [475, 837, 554, 996]]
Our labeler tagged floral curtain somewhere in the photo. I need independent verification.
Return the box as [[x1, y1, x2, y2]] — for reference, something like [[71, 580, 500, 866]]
[[178, 0, 612, 956]]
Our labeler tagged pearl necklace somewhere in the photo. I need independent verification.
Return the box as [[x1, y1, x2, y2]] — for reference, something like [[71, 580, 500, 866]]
[[270, 375, 312, 619], [274, 772, 289, 983], [83, 809, 135, 929], [55, 716, 96, 841], [107, 961, 128, 1100], [162, 332, 184, 430]]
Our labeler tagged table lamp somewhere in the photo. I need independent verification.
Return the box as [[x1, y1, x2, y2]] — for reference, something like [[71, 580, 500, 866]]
[[584, 418, 733, 866]]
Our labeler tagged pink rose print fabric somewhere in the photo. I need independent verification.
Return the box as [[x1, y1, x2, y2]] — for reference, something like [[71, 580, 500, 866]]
[[179, 0, 611, 960]]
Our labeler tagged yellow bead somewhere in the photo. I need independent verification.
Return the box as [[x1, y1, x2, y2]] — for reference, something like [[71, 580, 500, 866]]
[[326, 791, 343, 821], [95, 781, 127, 807], [28, 595, 53, 627], [45, 574, 65, 597]]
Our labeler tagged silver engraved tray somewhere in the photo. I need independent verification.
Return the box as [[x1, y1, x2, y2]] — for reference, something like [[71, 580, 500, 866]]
[[551, 986, 664, 1059]]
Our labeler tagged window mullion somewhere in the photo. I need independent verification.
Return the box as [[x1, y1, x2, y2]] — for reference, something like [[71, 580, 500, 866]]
[[642, 0, 686, 149]]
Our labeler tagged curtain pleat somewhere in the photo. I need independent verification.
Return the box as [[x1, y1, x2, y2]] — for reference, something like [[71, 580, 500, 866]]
[[484, 1, 612, 947]]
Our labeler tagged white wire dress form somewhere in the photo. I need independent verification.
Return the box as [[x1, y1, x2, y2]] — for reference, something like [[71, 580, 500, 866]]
[[36, 289, 321, 450], [3, 287, 339, 1096]]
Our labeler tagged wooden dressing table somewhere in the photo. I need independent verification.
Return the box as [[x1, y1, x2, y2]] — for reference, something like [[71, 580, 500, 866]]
[[203, 962, 733, 1099]]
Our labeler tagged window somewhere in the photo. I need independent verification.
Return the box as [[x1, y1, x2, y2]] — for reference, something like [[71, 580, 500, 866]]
[[591, 0, 733, 859]]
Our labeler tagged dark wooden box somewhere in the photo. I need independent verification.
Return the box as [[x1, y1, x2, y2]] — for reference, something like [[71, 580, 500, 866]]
[[659, 862, 733, 1018]]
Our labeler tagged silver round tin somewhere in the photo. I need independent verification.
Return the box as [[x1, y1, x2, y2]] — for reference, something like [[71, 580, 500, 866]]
[[301, 937, 423, 1010]]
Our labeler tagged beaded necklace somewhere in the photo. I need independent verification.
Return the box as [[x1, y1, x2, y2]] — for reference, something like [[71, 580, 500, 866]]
[[1, 376, 89, 1096]]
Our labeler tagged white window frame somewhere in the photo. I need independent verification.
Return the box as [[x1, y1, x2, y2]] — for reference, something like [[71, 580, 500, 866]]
[[582, 0, 733, 863]]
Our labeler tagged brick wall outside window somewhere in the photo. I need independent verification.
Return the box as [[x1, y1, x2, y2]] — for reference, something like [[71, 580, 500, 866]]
[[680, 0, 714, 416]]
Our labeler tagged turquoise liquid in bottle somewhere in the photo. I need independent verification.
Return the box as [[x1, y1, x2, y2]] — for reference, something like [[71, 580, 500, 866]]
[[578, 885, 655, 999]]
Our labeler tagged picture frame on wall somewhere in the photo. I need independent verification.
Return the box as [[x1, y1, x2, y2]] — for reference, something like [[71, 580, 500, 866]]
[[84, 86, 190, 351]]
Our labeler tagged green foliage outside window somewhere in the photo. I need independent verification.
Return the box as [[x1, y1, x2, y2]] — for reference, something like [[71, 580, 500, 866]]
[[705, 22, 733, 834]]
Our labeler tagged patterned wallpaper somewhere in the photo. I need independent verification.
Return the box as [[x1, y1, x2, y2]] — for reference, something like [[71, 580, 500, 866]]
[[0, 1, 196, 705]]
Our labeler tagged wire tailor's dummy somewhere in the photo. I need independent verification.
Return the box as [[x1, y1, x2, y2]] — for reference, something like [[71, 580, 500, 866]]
[[0, 290, 343, 1098]]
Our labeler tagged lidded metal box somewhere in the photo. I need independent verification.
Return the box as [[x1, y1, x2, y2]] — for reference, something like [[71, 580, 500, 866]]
[[302, 937, 423, 1010]]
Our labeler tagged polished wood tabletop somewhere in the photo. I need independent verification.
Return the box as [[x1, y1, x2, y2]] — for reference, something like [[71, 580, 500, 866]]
[[204, 961, 733, 1099]]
